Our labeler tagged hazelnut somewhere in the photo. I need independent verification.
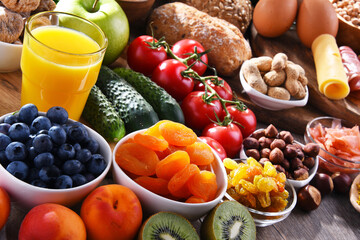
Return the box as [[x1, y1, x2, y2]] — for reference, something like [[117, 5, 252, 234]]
[[297, 185, 321, 211], [312, 173, 333, 196], [281, 158, 290, 170], [245, 149, 260, 160], [269, 148, 284, 164], [286, 171, 293, 179], [270, 139, 286, 150], [264, 124, 278, 138], [296, 148, 305, 160], [303, 156, 315, 169], [278, 131, 294, 144], [274, 164, 285, 173], [303, 143, 320, 157], [290, 158, 304, 170], [251, 129, 265, 139], [259, 158, 270, 166], [293, 168, 309, 180], [243, 137, 259, 150], [260, 148, 271, 159], [258, 137, 272, 149], [283, 145, 298, 159], [331, 172, 352, 194]]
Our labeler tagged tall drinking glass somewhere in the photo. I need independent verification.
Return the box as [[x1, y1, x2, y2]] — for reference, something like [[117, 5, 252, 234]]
[[21, 11, 108, 121]]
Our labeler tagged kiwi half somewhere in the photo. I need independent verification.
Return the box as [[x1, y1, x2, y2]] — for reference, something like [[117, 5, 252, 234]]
[[201, 201, 256, 240], [138, 211, 200, 240]]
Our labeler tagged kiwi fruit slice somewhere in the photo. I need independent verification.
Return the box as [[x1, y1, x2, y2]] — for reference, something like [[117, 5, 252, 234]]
[[138, 211, 200, 240], [201, 200, 256, 240]]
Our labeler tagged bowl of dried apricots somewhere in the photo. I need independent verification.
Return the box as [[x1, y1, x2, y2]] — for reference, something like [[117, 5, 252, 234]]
[[112, 120, 228, 221]]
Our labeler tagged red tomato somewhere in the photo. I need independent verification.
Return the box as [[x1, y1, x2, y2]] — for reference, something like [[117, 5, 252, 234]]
[[225, 106, 257, 138], [194, 78, 233, 102], [171, 39, 208, 76], [202, 123, 243, 158], [127, 35, 167, 76], [199, 136, 227, 161], [152, 59, 194, 101], [181, 91, 223, 130]]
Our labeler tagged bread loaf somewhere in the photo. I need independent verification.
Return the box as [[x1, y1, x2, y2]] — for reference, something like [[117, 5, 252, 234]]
[[177, 0, 253, 34], [147, 2, 252, 77]]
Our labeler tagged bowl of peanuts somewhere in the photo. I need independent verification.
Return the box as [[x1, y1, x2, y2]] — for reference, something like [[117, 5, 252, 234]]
[[112, 120, 228, 221], [240, 53, 309, 111], [331, 0, 360, 54]]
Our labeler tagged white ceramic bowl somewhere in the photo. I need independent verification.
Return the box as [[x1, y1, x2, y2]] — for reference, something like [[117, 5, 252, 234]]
[[240, 129, 319, 189], [112, 129, 228, 221], [0, 112, 112, 209], [0, 41, 22, 73], [239, 63, 309, 111]]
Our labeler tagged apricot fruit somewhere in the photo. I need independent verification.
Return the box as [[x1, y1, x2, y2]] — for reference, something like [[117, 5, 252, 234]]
[[0, 187, 10, 231]]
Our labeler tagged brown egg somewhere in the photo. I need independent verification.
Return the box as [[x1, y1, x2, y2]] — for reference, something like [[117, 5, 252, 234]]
[[297, 0, 339, 48], [253, 0, 298, 38]]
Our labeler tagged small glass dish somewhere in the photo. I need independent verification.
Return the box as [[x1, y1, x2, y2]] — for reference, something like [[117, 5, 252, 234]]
[[225, 181, 297, 227], [304, 116, 360, 176]]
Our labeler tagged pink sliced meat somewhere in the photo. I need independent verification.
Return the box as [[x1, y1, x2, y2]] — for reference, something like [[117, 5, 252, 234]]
[[339, 46, 360, 92]]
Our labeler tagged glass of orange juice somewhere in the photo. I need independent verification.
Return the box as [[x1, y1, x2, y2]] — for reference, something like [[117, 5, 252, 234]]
[[21, 11, 108, 121]]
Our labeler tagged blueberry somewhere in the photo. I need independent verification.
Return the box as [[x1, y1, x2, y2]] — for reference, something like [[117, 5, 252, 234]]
[[71, 173, 87, 187], [62, 160, 83, 175], [37, 130, 49, 135], [76, 148, 92, 163], [87, 154, 106, 176], [27, 167, 40, 182], [0, 123, 11, 134], [30, 179, 47, 188], [84, 172, 95, 182], [54, 175, 73, 189], [85, 139, 100, 154], [67, 124, 89, 143], [46, 106, 68, 124], [57, 143, 75, 160], [39, 165, 60, 183], [33, 152, 54, 169], [18, 103, 38, 125], [32, 134, 53, 153], [0, 150, 10, 168], [8, 123, 30, 142], [0, 133, 11, 151], [48, 126, 66, 145], [4, 114, 18, 125], [73, 143, 81, 152], [6, 161, 29, 181], [5, 142, 27, 161], [30, 116, 52, 134], [27, 146, 37, 161]]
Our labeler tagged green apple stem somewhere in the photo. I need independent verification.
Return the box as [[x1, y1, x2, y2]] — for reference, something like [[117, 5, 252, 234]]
[[92, 0, 99, 12]]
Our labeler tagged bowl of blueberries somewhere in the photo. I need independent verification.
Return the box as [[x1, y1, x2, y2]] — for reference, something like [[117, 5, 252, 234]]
[[0, 104, 112, 208]]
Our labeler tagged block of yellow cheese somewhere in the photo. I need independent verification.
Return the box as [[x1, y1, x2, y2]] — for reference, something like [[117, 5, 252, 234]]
[[311, 34, 349, 100]]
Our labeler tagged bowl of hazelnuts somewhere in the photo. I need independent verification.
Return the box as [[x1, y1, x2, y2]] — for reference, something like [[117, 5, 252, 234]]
[[240, 124, 320, 188]]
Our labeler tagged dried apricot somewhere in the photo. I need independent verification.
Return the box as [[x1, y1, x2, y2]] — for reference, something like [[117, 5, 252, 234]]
[[185, 196, 205, 204], [159, 121, 197, 146], [115, 142, 159, 176], [144, 120, 171, 138], [156, 150, 190, 181], [186, 142, 215, 165], [168, 164, 200, 199], [134, 132, 169, 151], [187, 170, 218, 202], [134, 176, 170, 197]]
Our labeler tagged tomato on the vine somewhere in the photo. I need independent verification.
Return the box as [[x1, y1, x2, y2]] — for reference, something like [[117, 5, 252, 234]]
[[202, 123, 243, 158], [127, 35, 167, 76], [225, 106, 257, 138], [181, 91, 223, 130], [152, 59, 194, 101], [199, 136, 227, 161], [194, 78, 233, 102], [171, 39, 208, 76]]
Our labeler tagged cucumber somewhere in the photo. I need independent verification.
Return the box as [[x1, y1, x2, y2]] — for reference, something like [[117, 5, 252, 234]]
[[113, 67, 185, 124], [96, 66, 159, 132], [82, 85, 125, 142]]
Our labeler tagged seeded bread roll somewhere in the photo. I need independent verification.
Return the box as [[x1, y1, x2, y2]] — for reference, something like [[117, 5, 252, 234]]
[[177, 0, 253, 34], [147, 2, 252, 77]]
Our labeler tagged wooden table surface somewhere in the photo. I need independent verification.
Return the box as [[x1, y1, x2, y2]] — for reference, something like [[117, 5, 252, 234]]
[[1, 65, 360, 240]]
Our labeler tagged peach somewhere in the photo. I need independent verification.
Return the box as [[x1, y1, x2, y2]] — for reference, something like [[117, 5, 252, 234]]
[[0, 187, 10, 230], [80, 184, 142, 240], [18, 203, 86, 240]]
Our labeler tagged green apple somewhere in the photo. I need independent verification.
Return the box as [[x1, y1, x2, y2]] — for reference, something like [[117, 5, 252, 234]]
[[55, 0, 129, 65]]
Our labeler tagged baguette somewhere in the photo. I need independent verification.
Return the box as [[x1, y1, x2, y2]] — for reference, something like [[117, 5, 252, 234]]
[[147, 2, 252, 77]]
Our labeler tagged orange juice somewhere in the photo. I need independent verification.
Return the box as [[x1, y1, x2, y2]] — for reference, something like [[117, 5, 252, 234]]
[[21, 13, 107, 121]]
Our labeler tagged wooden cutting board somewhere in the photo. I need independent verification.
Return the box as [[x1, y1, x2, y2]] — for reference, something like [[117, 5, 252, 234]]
[[230, 24, 360, 134]]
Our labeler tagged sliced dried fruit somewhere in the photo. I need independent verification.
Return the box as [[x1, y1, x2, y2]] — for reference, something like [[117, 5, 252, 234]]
[[2, 0, 40, 13], [187, 170, 218, 202], [0, 6, 24, 43], [159, 121, 197, 146], [155, 150, 190, 180], [185, 196, 205, 204], [134, 132, 168, 151], [168, 163, 200, 199], [134, 176, 170, 197], [186, 141, 215, 165]]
